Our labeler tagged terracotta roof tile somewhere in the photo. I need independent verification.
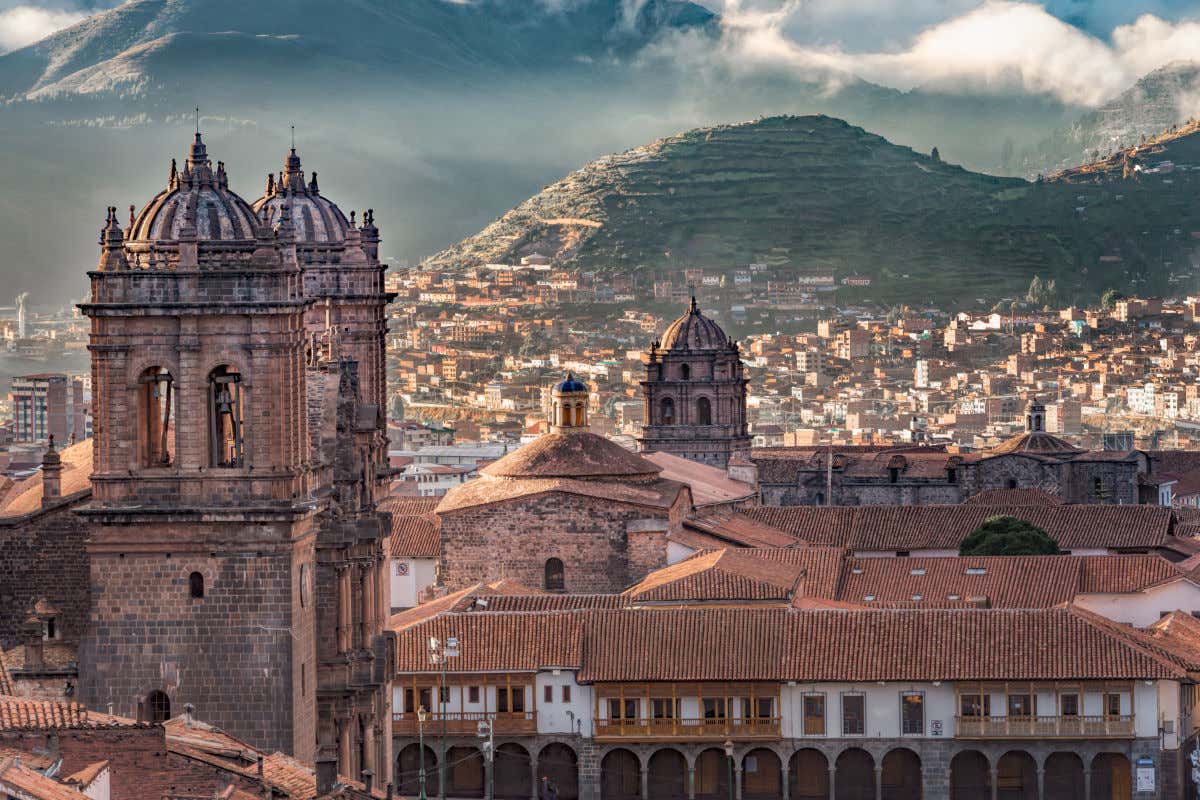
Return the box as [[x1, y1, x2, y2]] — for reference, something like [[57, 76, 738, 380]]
[[962, 489, 1062, 506], [0, 439, 93, 518], [480, 433, 660, 479], [394, 612, 583, 673], [622, 550, 805, 603], [0, 757, 91, 800], [744, 505, 1177, 552], [641, 451, 756, 507], [682, 510, 800, 548], [437, 476, 685, 514]]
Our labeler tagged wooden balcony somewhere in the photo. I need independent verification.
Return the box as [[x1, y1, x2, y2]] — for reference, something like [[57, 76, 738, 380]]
[[955, 715, 1135, 739], [595, 717, 781, 742], [392, 711, 537, 737]]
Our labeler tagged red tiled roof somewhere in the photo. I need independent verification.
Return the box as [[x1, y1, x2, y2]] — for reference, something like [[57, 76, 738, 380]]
[[744, 505, 1177, 552], [395, 611, 584, 673], [385, 510, 441, 559], [0, 757, 91, 800], [471, 595, 628, 612], [641, 451, 756, 507], [682, 509, 800, 548], [576, 606, 1185, 682], [0, 439, 93, 518], [622, 550, 805, 603], [0, 696, 141, 731], [962, 488, 1062, 506]]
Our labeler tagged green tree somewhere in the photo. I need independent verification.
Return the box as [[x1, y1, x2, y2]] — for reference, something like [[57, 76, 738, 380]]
[[1100, 288, 1123, 310], [959, 515, 1061, 556]]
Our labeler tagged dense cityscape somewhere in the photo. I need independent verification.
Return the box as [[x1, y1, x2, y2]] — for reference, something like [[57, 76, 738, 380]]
[[5, 1, 1200, 800]]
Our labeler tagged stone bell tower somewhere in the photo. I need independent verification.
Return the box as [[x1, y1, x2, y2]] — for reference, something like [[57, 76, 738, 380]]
[[78, 132, 320, 759]]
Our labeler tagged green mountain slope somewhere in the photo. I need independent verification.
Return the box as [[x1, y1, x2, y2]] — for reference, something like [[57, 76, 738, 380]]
[[428, 115, 1200, 305]]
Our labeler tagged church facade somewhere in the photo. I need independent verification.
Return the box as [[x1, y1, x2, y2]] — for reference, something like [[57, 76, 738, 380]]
[[66, 132, 393, 785], [638, 298, 751, 468]]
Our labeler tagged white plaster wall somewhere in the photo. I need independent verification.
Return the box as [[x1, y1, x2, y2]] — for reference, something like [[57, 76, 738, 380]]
[[779, 683, 957, 739], [1075, 580, 1200, 627], [1152, 681, 1176, 746], [390, 557, 438, 610], [535, 671, 592, 735]]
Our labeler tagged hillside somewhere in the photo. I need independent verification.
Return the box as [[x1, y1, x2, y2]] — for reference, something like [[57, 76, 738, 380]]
[[1020, 61, 1200, 175], [428, 115, 1200, 305]]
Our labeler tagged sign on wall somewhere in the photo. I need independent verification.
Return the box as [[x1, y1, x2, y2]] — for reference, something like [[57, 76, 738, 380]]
[[1135, 757, 1155, 793]]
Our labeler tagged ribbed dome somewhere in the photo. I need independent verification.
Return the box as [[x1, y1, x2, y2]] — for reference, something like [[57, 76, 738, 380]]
[[481, 433, 661, 480], [990, 431, 1085, 456], [660, 297, 731, 351], [128, 132, 260, 243], [252, 148, 352, 244]]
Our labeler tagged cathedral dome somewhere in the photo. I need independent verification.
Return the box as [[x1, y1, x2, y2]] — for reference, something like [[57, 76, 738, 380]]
[[128, 132, 260, 243], [659, 297, 731, 351], [554, 373, 588, 393], [252, 148, 352, 244], [481, 433, 662, 480]]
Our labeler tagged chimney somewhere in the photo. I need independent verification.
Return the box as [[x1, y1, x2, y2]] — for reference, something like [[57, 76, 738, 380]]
[[315, 757, 337, 797], [41, 435, 62, 507], [361, 769, 373, 794]]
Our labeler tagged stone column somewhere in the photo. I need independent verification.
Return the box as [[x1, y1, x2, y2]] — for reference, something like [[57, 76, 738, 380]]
[[1037, 767, 1045, 800], [641, 765, 649, 800], [1083, 769, 1091, 800], [688, 766, 696, 800], [734, 763, 742, 800], [990, 768, 999, 800], [781, 762, 790, 800], [530, 751, 538, 800], [828, 766, 837, 799], [875, 765, 883, 799]]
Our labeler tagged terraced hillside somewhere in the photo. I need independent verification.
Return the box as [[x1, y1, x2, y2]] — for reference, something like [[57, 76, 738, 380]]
[[429, 115, 1200, 305]]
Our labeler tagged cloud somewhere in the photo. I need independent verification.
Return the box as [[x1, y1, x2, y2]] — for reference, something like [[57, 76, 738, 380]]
[[0, 5, 85, 52], [681, 1, 1200, 107]]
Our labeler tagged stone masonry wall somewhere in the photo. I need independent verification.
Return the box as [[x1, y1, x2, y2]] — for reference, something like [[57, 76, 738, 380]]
[[0, 502, 90, 649], [439, 492, 673, 593], [80, 537, 300, 755]]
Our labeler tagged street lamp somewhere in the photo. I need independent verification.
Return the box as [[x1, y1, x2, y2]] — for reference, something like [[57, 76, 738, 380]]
[[429, 635, 459, 800], [723, 739, 735, 800], [417, 705, 428, 800], [477, 718, 494, 800]]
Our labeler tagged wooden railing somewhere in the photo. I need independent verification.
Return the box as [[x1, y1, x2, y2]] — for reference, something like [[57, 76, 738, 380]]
[[955, 715, 1135, 739], [595, 717, 781, 740], [392, 711, 536, 736]]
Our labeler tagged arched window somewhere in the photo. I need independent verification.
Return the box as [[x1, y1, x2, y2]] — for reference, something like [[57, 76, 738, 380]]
[[660, 397, 675, 426], [146, 690, 171, 724], [574, 403, 585, 427], [208, 366, 244, 467], [544, 558, 565, 592], [680, 364, 690, 381], [188, 571, 204, 599], [137, 367, 175, 467], [697, 397, 712, 426]]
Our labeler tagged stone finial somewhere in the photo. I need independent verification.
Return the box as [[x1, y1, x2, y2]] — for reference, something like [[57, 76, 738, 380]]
[[128, 204, 136, 229], [266, 172, 275, 196], [97, 206, 128, 272], [168, 158, 177, 188], [309, 171, 318, 194]]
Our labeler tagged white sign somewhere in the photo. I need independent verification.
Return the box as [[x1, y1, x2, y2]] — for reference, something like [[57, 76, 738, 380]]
[[930, 720, 943, 736], [1135, 767, 1155, 793]]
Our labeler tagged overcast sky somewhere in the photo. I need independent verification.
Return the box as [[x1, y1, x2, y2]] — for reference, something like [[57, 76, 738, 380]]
[[2, 0, 1198, 106]]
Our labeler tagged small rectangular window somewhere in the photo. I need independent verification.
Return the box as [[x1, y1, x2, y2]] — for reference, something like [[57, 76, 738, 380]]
[[404, 688, 414, 714], [901, 693, 924, 735], [756, 697, 774, 719], [562, 685, 571, 703], [652, 698, 677, 719], [439, 686, 450, 703], [1060, 694, 1079, 717], [545, 685, 553, 704], [703, 698, 726, 719], [803, 694, 825, 735], [1105, 693, 1121, 717], [468, 686, 480, 704], [842, 694, 865, 735]]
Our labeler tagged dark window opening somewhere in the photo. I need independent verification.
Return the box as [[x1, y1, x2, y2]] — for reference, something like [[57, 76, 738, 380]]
[[544, 558, 565, 592], [188, 571, 204, 599], [680, 364, 690, 381], [660, 397, 675, 426], [696, 396, 712, 426], [1006, 478, 1018, 489], [147, 690, 171, 724], [889, 467, 900, 483]]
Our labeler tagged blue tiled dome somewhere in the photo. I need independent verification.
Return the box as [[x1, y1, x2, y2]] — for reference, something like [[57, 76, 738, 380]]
[[555, 373, 588, 393]]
